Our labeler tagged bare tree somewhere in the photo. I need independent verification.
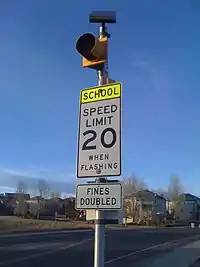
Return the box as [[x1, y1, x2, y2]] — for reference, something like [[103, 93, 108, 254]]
[[50, 191, 61, 199], [123, 174, 147, 197], [37, 179, 50, 219], [123, 174, 147, 224], [168, 176, 184, 202], [152, 189, 169, 199], [168, 176, 184, 217], [16, 180, 27, 194], [15, 180, 28, 217], [38, 179, 50, 199]]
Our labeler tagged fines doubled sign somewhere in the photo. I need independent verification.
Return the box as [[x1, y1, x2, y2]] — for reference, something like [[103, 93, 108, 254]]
[[76, 183, 122, 210], [77, 82, 122, 178]]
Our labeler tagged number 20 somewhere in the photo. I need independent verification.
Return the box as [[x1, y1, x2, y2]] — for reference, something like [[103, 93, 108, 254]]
[[82, 128, 117, 150]]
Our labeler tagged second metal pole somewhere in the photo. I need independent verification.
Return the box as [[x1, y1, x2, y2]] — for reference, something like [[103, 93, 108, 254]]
[[94, 67, 106, 267], [94, 203, 105, 267]]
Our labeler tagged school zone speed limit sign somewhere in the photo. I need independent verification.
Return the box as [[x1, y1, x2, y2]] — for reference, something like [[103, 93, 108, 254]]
[[77, 82, 122, 178]]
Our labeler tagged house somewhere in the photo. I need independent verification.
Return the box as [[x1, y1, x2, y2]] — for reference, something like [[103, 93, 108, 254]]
[[124, 190, 166, 225], [174, 193, 200, 224], [44, 197, 65, 215], [0, 193, 30, 216], [14, 196, 78, 219], [25, 197, 64, 218], [4, 193, 30, 199]]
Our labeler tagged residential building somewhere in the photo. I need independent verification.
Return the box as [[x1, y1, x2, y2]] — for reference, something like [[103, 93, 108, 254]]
[[13, 196, 77, 219], [174, 193, 200, 224], [4, 193, 30, 199], [124, 190, 166, 225]]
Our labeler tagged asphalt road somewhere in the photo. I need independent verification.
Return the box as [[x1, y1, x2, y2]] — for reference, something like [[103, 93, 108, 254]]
[[0, 227, 199, 267]]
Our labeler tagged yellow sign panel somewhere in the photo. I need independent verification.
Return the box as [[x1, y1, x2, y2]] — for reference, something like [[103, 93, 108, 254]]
[[80, 83, 122, 104]]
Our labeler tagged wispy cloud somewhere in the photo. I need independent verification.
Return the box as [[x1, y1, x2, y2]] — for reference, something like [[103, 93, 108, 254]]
[[0, 186, 16, 194], [0, 166, 75, 195]]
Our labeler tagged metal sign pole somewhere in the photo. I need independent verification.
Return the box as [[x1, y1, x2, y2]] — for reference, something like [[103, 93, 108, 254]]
[[94, 201, 105, 267], [94, 23, 108, 267], [75, 11, 119, 267]]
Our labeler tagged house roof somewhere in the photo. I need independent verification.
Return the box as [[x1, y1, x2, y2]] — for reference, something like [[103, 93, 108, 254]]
[[4, 193, 30, 198], [181, 193, 200, 202], [132, 190, 166, 200], [47, 197, 64, 203]]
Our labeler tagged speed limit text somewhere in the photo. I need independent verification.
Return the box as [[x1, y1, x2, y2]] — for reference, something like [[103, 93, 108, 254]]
[[83, 104, 117, 127]]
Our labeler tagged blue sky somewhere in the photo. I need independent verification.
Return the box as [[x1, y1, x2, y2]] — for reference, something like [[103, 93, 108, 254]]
[[0, 0, 200, 195]]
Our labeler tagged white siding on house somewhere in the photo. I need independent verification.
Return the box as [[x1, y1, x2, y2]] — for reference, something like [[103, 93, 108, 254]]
[[166, 200, 174, 214]]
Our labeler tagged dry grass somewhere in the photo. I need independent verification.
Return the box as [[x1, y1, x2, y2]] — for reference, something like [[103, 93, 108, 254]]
[[0, 216, 94, 232], [106, 224, 159, 229]]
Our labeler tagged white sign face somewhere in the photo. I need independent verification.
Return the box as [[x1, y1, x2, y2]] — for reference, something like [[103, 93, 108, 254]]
[[77, 83, 122, 178], [86, 209, 123, 224], [76, 183, 122, 210]]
